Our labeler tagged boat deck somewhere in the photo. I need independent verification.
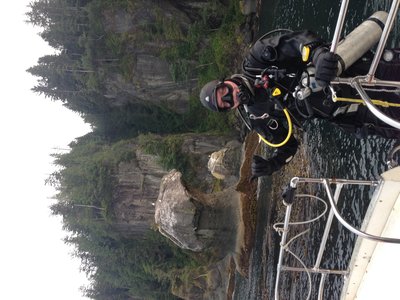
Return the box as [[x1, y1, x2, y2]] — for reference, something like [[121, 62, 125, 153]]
[[340, 167, 400, 299]]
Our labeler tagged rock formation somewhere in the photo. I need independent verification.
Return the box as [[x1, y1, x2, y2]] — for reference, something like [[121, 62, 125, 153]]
[[157, 132, 260, 299], [207, 140, 242, 187], [155, 170, 205, 251], [112, 147, 168, 238], [111, 134, 241, 238], [154, 169, 240, 257]]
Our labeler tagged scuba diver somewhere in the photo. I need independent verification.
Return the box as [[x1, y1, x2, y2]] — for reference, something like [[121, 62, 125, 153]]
[[199, 29, 400, 178]]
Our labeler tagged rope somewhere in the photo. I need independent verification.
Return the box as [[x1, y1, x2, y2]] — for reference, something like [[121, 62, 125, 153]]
[[273, 194, 328, 233], [363, 87, 400, 93], [286, 248, 313, 300]]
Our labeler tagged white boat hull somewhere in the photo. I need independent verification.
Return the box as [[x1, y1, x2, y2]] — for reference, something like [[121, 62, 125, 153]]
[[341, 167, 400, 299]]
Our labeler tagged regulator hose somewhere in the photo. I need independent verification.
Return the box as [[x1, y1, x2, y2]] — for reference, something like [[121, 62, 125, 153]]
[[257, 108, 293, 148]]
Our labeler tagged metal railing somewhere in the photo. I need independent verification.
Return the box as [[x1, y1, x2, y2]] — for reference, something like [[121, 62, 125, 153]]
[[330, 0, 400, 129], [273, 175, 400, 300]]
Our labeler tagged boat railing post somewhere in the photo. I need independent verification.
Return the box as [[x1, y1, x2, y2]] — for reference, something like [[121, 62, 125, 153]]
[[367, 0, 400, 81], [331, 77, 400, 89], [330, 0, 350, 53], [314, 184, 344, 269], [274, 203, 293, 300]]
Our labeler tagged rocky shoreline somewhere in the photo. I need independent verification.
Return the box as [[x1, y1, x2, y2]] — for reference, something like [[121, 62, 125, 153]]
[[220, 1, 262, 298], [226, 1, 313, 297], [227, 129, 311, 300], [166, 1, 312, 298]]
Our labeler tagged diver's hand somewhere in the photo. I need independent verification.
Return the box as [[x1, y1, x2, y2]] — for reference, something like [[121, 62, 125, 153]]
[[251, 155, 274, 180], [313, 49, 339, 87]]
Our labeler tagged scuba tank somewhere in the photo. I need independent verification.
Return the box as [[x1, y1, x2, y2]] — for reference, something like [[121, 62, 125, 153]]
[[294, 11, 388, 118], [336, 11, 388, 75]]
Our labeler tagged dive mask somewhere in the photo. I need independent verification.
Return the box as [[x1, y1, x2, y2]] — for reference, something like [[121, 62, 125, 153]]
[[218, 83, 235, 111]]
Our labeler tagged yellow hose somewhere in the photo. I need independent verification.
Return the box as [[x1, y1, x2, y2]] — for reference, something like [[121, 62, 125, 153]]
[[257, 108, 293, 148], [333, 96, 400, 107], [256, 94, 398, 148]]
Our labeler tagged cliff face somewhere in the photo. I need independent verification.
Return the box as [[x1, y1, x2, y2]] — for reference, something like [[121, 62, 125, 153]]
[[111, 134, 239, 238], [101, 0, 205, 113], [112, 146, 168, 237]]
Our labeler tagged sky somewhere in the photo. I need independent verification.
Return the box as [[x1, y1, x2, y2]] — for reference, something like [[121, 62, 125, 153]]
[[0, 2, 91, 299]]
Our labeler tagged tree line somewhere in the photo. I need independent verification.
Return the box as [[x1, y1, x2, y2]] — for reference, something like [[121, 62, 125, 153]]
[[27, 0, 245, 298]]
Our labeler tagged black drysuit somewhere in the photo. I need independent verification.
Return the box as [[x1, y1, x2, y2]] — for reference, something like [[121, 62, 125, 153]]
[[238, 30, 400, 174]]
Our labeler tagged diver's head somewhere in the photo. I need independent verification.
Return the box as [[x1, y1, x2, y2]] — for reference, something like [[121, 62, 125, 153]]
[[199, 80, 241, 112]]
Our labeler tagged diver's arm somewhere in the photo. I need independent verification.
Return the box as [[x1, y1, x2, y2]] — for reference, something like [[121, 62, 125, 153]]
[[243, 30, 324, 73]]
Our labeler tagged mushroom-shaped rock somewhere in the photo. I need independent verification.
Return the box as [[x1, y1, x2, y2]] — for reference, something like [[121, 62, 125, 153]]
[[207, 140, 242, 186], [155, 168, 242, 257], [208, 148, 228, 180], [155, 170, 204, 251]]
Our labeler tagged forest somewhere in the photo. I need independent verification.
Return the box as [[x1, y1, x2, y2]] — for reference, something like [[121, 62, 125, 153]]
[[27, 0, 246, 298]]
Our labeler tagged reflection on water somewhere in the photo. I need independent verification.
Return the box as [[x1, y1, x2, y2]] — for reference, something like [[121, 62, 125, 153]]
[[235, 0, 399, 299], [259, 0, 399, 46]]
